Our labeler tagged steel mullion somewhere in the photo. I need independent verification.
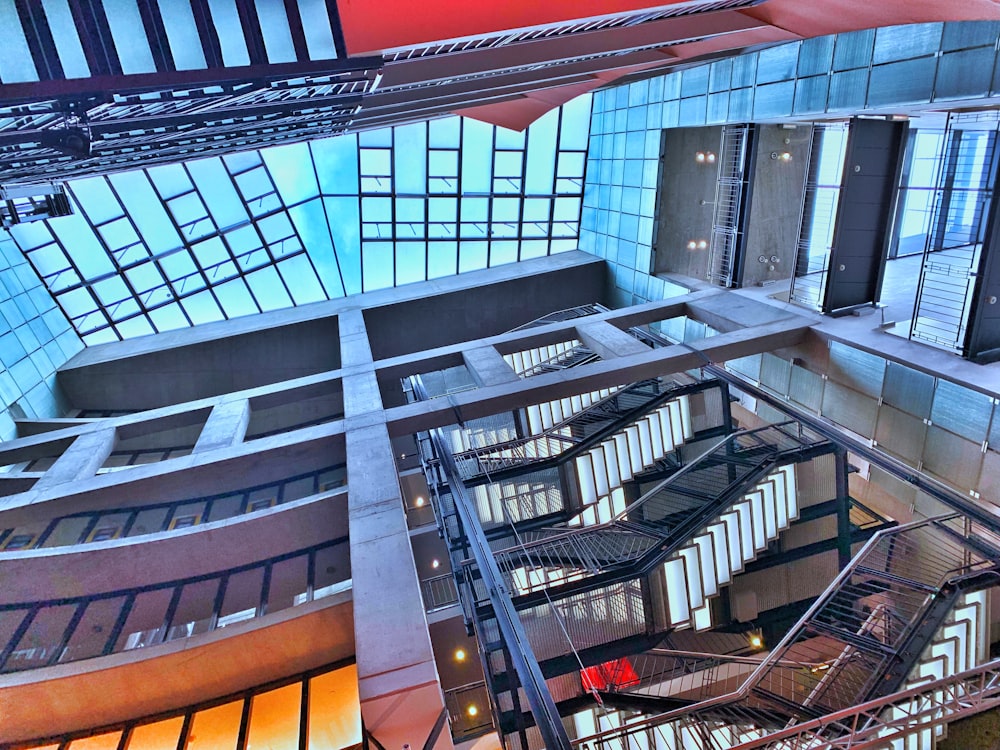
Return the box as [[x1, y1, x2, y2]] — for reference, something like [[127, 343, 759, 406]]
[[101, 176, 193, 335], [139, 176, 209, 330], [179, 161, 252, 321], [307, 140, 349, 298], [13, 0, 64, 81], [246, 158, 308, 304]]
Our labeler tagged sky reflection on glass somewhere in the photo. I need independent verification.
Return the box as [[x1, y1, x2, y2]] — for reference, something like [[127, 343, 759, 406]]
[[10, 94, 591, 344]]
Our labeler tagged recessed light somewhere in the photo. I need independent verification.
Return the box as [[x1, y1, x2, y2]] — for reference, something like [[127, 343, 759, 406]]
[[432, 559, 440, 569], [455, 648, 466, 661], [415, 496, 425, 507], [467, 705, 478, 717]]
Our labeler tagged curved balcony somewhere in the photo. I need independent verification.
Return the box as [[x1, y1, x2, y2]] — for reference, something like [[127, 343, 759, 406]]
[[0, 536, 350, 675], [0, 463, 346, 553]]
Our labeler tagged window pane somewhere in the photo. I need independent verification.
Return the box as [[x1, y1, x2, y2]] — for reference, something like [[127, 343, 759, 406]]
[[185, 699, 244, 750], [116, 589, 172, 651], [166, 580, 219, 640], [127, 716, 185, 750], [218, 568, 264, 628], [267, 555, 309, 612], [66, 732, 122, 750], [245, 683, 302, 749], [5, 604, 77, 671], [308, 665, 361, 750], [60, 597, 126, 663]]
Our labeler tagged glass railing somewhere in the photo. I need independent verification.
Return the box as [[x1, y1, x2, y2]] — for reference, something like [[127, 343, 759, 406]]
[[0, 464, 346, 553], [0, 538, 350, 674]]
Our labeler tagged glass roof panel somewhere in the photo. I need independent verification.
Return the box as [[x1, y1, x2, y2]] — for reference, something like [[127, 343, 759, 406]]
[[9, 95, 591, 344]]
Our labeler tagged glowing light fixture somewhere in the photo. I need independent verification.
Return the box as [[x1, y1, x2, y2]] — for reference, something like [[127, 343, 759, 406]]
[[455, 648, 466, 661], [467, 705, 479, 717], [749, 632, 763, 650], [695, 151, 706, 162], [415, 496, 425, 507], [696, 240, 708, 251], [432, 559, 440, 569]]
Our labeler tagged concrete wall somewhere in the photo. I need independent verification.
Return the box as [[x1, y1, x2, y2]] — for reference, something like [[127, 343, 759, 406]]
[[58, 317, 340, 411], [653, 126, 723, 279], [740, 124, 814, 287]]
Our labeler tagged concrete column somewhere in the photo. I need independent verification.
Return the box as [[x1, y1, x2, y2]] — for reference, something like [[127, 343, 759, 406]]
[[192, 399, 250, 453], [462, 345, 519, 387], [576, 320, 651, 359], [33, 427, 116, 491], [340, 308, 452, 750]]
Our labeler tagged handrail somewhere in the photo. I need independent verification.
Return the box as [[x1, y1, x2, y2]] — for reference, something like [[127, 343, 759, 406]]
[[731, 657, 1000, 749], [0, 537, 350, 674], [409, 374, 572, 750], [569, 515, 952, 748], [0, 463, 347, 552]]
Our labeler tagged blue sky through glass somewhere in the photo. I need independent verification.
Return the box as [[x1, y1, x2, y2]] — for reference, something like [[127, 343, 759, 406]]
[[9, 94, 592, 345]]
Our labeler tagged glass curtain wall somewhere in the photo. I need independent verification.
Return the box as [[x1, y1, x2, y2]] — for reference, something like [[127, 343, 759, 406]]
[[789, 123, 849, 311], [909, 111, 1000, 351], [8, 97, 591, 345]]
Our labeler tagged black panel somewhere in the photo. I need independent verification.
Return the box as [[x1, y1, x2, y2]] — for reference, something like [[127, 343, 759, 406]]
[[823, 118, 908, 314]]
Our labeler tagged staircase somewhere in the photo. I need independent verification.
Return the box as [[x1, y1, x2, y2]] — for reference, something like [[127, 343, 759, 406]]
[[570, 514, 1000, 750], [436, 379, 727, 533], [484, 424, 820, 612], [504, 339, 599, 379]]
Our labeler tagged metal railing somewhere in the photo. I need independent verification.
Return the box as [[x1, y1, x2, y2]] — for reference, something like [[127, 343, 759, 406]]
[[382, 0, 763, 62], [0, 464, 346, 552], [507, 304, 610, 332], [481, 423, 826, 607], [707, 124, 749, 287], [569, 514, 1000, 750], [445, 681, 495, 741], [0, 538, 350, 674], [421, 573, 460, 611]]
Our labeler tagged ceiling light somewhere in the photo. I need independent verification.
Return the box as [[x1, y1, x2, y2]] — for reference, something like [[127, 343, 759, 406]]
[[686, 240, 697, 251], [432, 559, 440, 569], [695, 151, 705, 162], [706, 152, 716, 164], [697, 240, 708, 251], [415, 496, 425, 507], [467, 705, 478, 717], [455, 648, 466, 661]]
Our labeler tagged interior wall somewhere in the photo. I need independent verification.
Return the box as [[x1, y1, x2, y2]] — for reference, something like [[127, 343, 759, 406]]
[[740, 124, 814, 287], [653, 126, 723, 279]]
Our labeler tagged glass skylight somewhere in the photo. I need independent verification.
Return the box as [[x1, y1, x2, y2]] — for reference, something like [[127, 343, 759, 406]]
[[9, 94, 591, 345]]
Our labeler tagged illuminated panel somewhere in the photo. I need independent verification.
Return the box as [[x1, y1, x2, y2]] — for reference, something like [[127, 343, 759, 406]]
[[245, 683, 302, 748], [307, 664, 363, 749], [185, 700, 243, 750], [337, 0, 692, 54], [126, 716, 186, 749]]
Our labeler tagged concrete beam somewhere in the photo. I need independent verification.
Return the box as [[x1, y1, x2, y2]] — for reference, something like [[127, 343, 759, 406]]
[[193, 399, 250, 453], [576, 320, 652, 359], [32, 428, 116, 491], [462, 346, 520, 387], [385, 315, 813, 437]]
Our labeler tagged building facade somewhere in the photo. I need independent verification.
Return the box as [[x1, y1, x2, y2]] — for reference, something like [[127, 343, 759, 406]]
[[1, 8, 1000, 750]]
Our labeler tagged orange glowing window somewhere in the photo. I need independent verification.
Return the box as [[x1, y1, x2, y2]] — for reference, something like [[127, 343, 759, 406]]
[[307, 664, 362, 749], [124, 716, 185, 749], [184, 700, 243, 750], [66, 735, 122, 750], [245, 682, 301, 749]]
